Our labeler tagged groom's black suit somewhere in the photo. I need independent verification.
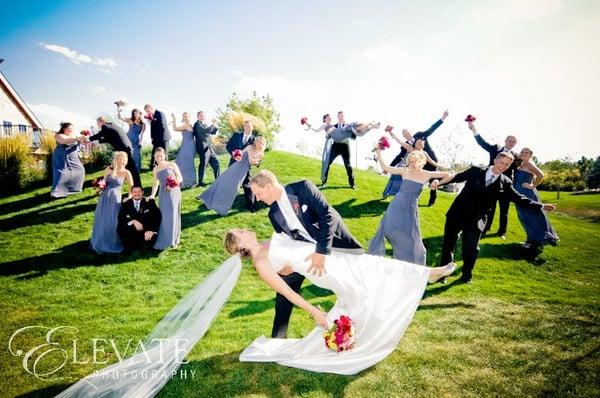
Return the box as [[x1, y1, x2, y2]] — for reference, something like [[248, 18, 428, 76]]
[[193, 121, 220, 184], [117, 197, 162, 252], [440, 166, 543, 281], [268, 179, 362, 338]]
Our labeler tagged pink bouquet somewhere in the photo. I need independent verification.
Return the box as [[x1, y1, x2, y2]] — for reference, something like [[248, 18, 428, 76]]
[[80, 130, 91, 137], [92, 177, 106, 194], [300, 117, 308, 125], [165, 175, 179, 190], [232, 149, 243, 161], [373, 136, 391, 152], [323, 315, 355, 352], [465, 114, 476, 123], [384, 125, 394, 133]]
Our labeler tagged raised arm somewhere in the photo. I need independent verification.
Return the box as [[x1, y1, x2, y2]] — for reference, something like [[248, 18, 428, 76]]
[[438, 166, 474, 185], [529, 163, 544, 188], [55, 133, 83, 145], [424, 152, 440, 168], [469, 122, 496, 153], [376, 148, 406, 176], [171, 114, 188, 132], [417, 111, 447, 139], [424, 170, 451, 180], [117, 109, 132, 124], [254, 255, 327, 327]]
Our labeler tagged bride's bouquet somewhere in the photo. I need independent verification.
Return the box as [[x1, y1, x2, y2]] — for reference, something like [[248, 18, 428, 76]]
[[92, 177, 106, 194], [231, 149, 243, 161], [323, 315, 355, 352]]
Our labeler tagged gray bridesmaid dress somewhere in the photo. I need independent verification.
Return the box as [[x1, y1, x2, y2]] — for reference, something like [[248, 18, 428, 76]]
[[127, 123, 143, 171], [175, 129, 197, 188], [51, 142, 85, 198], [368, 179, 426, 265], [90, 174, 124, 253], [154, 167, 181, 250], [200, 151, 251, 215]]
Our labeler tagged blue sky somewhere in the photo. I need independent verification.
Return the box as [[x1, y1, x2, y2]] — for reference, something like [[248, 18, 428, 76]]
[[1, 0, 599, 167]]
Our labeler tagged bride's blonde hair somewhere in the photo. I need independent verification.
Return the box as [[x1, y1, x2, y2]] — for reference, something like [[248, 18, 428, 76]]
[[224, 230, 251, 259]]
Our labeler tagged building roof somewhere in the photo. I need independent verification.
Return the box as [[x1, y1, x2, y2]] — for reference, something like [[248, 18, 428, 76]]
[[0, 70, 44, 129]]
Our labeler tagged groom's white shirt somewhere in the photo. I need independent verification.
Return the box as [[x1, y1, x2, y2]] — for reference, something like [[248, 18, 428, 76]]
[[277, 191, 316, 243]]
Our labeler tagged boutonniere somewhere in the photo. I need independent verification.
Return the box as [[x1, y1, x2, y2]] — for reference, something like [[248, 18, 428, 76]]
[[301, 204, 308, 213], [292, 202, 300, 214]]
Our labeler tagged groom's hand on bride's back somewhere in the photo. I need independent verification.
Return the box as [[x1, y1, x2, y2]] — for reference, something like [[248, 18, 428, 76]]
[[306, 253, 326, 277]]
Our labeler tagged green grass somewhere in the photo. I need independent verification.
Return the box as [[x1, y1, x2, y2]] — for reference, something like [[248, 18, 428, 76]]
[[1, 151, 599, 398]]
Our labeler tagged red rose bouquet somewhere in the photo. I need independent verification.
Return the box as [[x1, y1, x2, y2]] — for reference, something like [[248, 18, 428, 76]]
[[232, 149, 243, 161], [80, 130, 91, 137], [372, 136, 391, 152], [465, 114, 476, 123], [323, 315, 355, 352], [92, 177, 106, 194], [165, 175, 179, 190], [144, 113, 153, 121], [384, 125, 394, 133], [300, 117, 308, 125]]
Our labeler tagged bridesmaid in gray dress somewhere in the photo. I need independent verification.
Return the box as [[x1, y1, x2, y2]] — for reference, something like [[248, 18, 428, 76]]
[[306, 114, 334, 183], [90, 151, 133, 254], [51, 122, 86, 198], [172, 112, 197, 188], [514, 148, 559, 250], [368, 149, 449, 264], [150, 147, 183, 250], [118, 108, 146, 171], [200, 136, 266, 216]]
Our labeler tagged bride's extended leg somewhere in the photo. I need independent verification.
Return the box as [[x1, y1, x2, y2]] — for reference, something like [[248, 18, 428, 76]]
[[353, 121, 381, 137], [428, 262, 456, 284]]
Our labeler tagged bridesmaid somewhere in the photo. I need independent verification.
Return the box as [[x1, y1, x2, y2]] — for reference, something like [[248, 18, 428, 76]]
[[50, 122, 86, 198], [172, 112, 197, 188], [306, 114, 334, 184], [200, 136, 266, 215], [118, 108, 145, 171], [514, 147, 559, 250], [368, 149, 449, 264], [150, 147, 183, 250], [90, 151, 133, 254]]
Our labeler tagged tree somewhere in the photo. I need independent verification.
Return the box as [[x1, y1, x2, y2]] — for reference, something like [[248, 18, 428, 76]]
[[540, 159, 583, 198], [216, 92, 281, 149], [585, 156, 600, 189]]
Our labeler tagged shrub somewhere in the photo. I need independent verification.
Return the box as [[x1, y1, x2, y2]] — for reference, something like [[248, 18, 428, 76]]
[[0, 135, 42, 192]]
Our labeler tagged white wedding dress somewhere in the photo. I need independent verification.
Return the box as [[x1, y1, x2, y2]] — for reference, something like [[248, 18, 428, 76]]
[[240, 232, 430, 375]]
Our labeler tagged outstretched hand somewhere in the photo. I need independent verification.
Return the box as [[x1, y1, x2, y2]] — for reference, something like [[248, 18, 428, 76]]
[[310, 306, 328, 328], [306, 252, 326, 277], [442, 109, 449, 120], [543, 204, 557, 212]]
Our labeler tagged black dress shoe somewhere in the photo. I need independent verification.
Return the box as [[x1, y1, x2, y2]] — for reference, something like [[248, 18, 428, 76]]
[[198, 182, 207, 187], [460, 276, 473, 284]]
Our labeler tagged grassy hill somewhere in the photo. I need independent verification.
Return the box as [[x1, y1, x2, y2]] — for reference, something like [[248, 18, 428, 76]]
[[0, 150, 599, 397]]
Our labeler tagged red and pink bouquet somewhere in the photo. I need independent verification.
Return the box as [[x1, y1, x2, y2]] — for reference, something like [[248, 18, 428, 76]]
[[92, 177, 106, 194], [300, 116, 308, 125], [384, 125, 394, 133], [165, 175, 179, 190], [373, 136, 391, 152], [80, 130, 91, 137], [232, 149, 243, 161], [144, 113, 153, 121], [323, 315, 355, 352], [465, 114, 476, 123]]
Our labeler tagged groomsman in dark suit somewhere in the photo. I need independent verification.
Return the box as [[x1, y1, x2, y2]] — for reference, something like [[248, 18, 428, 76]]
[[193, 111, 220, 186], [117, 186, 162, 252], [89, 117, 141, 186], [323, 111, 355, 188], [250, 169, 363, 338], [144, 104, 171, 169], [469, 121, 519, 238], [389, 110, 448, 205], [226, 120, 256, 211], [435, 152, 555, 283]]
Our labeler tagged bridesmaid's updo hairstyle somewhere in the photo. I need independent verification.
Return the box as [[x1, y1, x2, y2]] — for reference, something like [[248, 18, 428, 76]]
[[224, 230, 251, 259], [322, 113, 330, 123], [153, 147, 166, 160], [57, 122, 73, 135]]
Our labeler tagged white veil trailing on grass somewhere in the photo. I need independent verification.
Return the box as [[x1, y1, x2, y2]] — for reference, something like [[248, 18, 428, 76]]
[[56, 255, 243, 398]]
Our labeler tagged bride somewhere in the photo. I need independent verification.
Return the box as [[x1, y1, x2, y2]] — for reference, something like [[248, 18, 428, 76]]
[[225, 229, 455, 375]]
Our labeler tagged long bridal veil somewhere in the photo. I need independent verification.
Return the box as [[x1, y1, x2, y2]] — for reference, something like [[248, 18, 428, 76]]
[[56, 255, 243, 398]]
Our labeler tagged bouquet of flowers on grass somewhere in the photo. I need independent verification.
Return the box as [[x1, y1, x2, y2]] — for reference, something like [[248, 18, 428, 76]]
[[323, 315, 355, 352], [92, 177, 106, 194], [232, 149, 243, 161], [165, 175, 179, 191]]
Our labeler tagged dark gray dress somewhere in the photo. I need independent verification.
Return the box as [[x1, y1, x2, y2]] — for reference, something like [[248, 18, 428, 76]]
[[127, 123, 143, 171], [200, 151, 251, 215], [51, 142, 85, 198], [90, 174, 124, 253], [175, 129, 197, 188], [514, 169, 559, 246], [154, 167, 181, 250], [368, 179, 426, 265]]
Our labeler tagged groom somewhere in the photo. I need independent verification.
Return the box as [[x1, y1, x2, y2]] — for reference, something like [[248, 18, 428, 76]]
[[250, 169, 363, 338]]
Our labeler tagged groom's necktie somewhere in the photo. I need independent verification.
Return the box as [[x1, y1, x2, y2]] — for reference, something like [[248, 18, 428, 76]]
[[486, 174, 496, 187], [134, 200, 140, 212]]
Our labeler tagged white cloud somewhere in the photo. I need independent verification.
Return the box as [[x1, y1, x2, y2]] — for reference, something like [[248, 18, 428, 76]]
[[90, 86, 107, 95], [353, 19, 371, 26], [29, 103, 95, 131], [470, 0, 565, 21], [40, 43, 119, 73]]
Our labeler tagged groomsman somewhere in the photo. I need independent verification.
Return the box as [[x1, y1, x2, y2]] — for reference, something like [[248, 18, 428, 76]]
[[250, 169, 363, 338], [323, 111, 355, 189], [435, 152, 555, 283], [89, 116, 141, 186], [144, 104, 171, 169], [193, 111, 220, 186], [469, 121, 518, 238], [389, 110, 448, 205], [117, 185, 162, 252], [225, 120, 256, 211]]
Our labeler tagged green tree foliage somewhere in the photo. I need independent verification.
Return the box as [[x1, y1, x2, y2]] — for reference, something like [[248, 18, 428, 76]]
[[585, 156, 600, 189], [216, 92, 281, 148], [539, 159, 585, 198]]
